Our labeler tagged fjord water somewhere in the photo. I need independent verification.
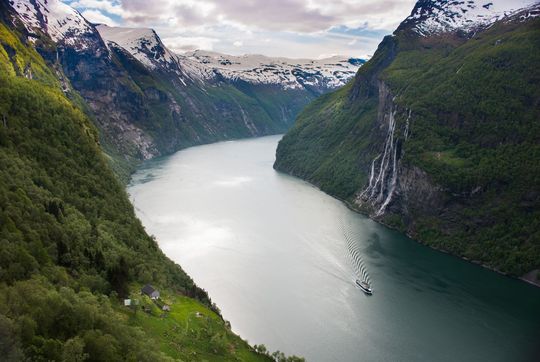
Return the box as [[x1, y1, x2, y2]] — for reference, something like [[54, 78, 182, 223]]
[[128, 135, 540, 362]]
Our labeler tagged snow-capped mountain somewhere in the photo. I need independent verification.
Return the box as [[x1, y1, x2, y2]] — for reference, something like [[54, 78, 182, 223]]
[[96, 25, 181, 72], [10, 0, 98, 50], [10, 0, 363, 92], [178, 50, 363, 91], [400, 0, 539, 36], [96, 26, 364, 92], [7, 0, 363, 165]]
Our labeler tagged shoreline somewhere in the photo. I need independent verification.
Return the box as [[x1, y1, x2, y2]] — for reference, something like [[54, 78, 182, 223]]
[[344, 195, 540, 289], [124, 133, 286, 186], [130, 135, 540, 290], [520, 270, 540, 288], [275, 167, 540, 289]]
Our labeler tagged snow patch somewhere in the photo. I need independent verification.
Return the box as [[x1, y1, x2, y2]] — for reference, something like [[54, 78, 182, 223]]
[[96, 25, 177, 70], [403, 0, 539, 36], [177, 50, 362, 90], [10, 0, 95, 50]]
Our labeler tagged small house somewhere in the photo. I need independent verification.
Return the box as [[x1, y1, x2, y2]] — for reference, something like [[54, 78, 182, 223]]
[[124, 299, 132, 306], [141, 284, 160, 300], [162, 305, 171, 312]]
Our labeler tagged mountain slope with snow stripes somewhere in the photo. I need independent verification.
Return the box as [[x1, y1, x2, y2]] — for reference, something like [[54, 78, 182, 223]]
[[401, 0, 539, 36]]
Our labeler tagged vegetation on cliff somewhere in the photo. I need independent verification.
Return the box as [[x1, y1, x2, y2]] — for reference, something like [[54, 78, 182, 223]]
[[275, 15, 540, 278], [0, 22, 275, 361]]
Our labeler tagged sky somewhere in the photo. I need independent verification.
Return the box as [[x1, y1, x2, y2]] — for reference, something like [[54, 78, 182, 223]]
[[64, 0, 419, 59]]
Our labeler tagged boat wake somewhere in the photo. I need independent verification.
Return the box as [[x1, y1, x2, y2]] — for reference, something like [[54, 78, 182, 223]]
[[340, 219, 372, 288]]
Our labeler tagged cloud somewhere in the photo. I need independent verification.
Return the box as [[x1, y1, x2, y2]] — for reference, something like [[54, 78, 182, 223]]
[[118, 0, 216, 27], [161, 35, 219, 52], [70, 0, 124, 16], [66, 0, 420, 58], [307, 0, 417, 29], [72, 0, 416, 33], [80, 9, 119, 25], [209, 0, 336, 32]]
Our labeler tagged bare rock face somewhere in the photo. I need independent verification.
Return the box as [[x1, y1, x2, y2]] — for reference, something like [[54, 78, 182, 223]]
[[354, 76, 444, 221], [7, 0, 365, 174], [397, 165, 445, 217]]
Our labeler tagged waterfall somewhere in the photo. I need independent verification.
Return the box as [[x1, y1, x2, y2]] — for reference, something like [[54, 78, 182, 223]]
[[366, 154, 381, 190], [358, 106, 411, 216], [360, 109, 396, 200], [404, 109, 412, 140], [377, 141, 398, 216]]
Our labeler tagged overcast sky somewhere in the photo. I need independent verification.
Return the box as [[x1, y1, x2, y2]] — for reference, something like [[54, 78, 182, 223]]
[[65, 0, 419, 58]]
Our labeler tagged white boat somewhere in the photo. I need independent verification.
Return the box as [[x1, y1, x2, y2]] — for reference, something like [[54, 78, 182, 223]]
[[356, 280, 373, 295]]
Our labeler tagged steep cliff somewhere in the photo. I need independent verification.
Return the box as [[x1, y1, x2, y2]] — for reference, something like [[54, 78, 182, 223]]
[[275, 0, 540, 279], [5, 0, 361, 180]]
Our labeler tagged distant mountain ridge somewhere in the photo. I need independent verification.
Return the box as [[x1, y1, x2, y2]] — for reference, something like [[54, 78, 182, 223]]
[[6, 0, 363, 179], [96, 25, 364, 93], [274, 0, 540, 281], [178, 50, 363, 91]]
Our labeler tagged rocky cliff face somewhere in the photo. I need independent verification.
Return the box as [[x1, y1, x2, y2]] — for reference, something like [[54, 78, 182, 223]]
[[355, 81, 410, 216], [275, 0, 540, 279], [8, 0, 168, 166], [5, 0, 362, 179], [352, 72, 446, 228]]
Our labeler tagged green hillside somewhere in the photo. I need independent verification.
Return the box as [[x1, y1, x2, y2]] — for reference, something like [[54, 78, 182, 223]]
[[0, 22, 275, 361], [275, 16, 540, 278]]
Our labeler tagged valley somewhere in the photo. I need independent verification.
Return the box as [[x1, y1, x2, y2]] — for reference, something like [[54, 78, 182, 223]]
[[1, 0, 539, 360], [129, 135, 540, 362]]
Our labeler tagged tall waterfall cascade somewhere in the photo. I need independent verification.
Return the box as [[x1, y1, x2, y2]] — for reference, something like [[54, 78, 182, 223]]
[[357, 106, 412, 216]]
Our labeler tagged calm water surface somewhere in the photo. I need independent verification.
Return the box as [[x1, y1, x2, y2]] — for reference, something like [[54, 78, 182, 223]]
[[128, 135, 540, 362]]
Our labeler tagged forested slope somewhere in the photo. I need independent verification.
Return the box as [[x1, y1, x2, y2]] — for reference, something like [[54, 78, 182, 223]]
[[275, 3, 540, 280], [0, 22, 272, 361]]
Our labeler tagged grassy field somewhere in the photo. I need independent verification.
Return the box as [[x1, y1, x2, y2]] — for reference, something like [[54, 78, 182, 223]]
[[118, 287, 272, 362]]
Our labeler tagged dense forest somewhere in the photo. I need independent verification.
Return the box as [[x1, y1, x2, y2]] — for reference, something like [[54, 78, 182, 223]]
[[275, 12, 540, 278], [0, 20, 305, 361]]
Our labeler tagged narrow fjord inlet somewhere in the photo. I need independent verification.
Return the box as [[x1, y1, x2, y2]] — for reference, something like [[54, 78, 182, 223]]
[[129, 136, 540, 362], [2, 0, 539, 360]]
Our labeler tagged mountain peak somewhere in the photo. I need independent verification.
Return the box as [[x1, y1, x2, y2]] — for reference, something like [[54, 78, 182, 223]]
[[10, 0, 95, 49], [399, 0, 539, 36], [96, 24, 178, 71]]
